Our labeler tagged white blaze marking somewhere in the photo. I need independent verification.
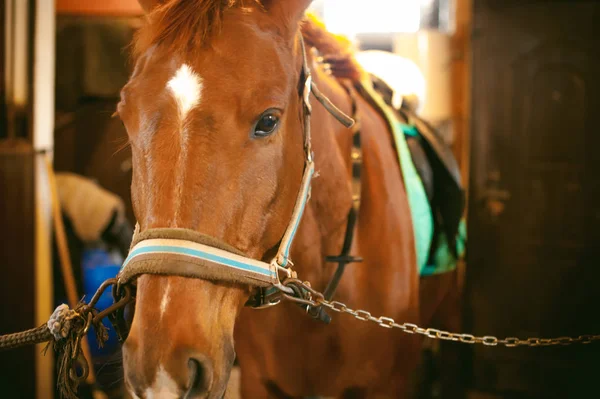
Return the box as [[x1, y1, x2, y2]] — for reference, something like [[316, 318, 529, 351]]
[[167, 64, 202, 118], [145, 366, 180, 399], [159, 281, 171, 318], [166, 64, 200, 223]]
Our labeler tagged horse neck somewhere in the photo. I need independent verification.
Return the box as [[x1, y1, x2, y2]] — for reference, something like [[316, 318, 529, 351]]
[[294, 64, 356, 285]]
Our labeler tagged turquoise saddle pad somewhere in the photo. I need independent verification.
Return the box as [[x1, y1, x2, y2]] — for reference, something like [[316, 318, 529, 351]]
[[361, 81, 466, 276]]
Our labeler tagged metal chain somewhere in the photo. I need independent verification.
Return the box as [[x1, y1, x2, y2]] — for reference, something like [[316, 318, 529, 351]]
[[317, 299, 600, 347], [281, 279, 600, 347]]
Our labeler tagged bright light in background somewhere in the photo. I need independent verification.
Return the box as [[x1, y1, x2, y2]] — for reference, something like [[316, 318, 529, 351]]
[[355, 50, 426, 113], [322, 0, 420, 36], [309, 0, 454, 123]]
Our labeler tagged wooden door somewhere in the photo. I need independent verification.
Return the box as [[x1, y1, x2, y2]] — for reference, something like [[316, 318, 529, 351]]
[[0, 0, 5, 137], [467, 1, 600, 397]]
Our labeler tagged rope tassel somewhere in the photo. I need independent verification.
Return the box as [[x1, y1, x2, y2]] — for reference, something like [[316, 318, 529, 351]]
[[52, 304, 109, 399]]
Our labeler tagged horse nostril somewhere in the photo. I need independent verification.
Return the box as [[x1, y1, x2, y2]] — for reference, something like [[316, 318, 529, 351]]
[[186, 356, 213, 398]]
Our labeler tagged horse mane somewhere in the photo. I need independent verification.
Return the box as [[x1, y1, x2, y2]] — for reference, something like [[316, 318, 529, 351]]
[[133, 0, 263, 57], [301, 14, 365, 82], [133, 1, 364, 82]]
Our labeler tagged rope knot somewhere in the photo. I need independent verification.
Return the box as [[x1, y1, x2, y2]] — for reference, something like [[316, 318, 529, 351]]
[[47, 304, 80, 341]]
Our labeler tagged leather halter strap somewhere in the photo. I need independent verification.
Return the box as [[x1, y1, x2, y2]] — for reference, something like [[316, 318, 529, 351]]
[[118, 35, 355, 295]]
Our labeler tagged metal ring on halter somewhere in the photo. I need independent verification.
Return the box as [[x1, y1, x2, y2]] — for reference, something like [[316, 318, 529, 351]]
[[277, 264, 293, 278], [270, 260, 295, 295], [272, 261, 310, 300]]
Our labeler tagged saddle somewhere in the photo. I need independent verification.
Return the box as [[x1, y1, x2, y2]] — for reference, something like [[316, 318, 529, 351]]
[[366, 74, 466, 265]]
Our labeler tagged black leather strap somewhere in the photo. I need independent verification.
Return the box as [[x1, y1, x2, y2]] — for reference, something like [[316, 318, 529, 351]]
[[323, 81, 363, 299], [323, 207, 362, 298], [309, 81, 363, 324]]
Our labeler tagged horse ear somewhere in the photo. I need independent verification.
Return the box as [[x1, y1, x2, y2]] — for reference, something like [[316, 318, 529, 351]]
[[264, 0, 313, 31], [138, 0, 163, 13]]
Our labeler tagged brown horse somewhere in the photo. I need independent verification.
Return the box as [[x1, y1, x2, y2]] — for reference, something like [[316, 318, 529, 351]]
[[116, 1, 459, 398]]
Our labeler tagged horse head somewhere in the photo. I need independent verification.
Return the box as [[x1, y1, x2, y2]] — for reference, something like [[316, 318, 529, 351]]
[[116, 1, 314, 397]]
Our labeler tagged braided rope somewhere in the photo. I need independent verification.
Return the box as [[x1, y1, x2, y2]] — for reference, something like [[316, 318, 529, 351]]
[[0, 304, 82, 350], [0, 325, 54, 350]]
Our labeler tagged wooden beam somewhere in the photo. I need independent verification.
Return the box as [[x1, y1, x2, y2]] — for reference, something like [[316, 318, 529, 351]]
[[56, 0, 143, 16], [33, 0, 55, 397], [451, 0, 472, 186], [450, 0, 472, 293]]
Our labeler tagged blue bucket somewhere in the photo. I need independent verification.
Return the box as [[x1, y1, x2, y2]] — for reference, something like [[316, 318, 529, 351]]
[[81, 247, 122, 356]]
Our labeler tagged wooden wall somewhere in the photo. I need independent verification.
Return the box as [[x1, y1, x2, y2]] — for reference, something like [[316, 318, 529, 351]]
[[56, 0, 142, 16], [1, 0, 6, 138], [466, 1, 600, 397]]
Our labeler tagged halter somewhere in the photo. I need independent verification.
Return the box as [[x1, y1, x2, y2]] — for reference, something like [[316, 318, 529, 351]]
[[118, 35, 355, 305]]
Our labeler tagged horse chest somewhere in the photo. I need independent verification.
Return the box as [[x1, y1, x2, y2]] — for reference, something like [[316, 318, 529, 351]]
[[235, 303, 402, 395]]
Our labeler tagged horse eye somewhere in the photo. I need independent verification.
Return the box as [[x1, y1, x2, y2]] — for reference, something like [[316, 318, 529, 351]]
[[253, 112, 280, 138]]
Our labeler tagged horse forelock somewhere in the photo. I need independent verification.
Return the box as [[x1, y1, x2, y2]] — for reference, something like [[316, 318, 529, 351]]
[[132, 2, 364, 83], [133, 0, 265, 59]]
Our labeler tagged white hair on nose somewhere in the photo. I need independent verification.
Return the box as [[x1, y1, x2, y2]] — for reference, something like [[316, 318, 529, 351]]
[[145, 366, 181, 399], [159, 280, 171, 319]]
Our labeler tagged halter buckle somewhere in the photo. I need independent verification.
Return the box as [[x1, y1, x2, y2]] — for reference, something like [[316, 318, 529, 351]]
[[277, 264, 297, 279], [246, 286, 282, 309], [269, 259, 296, 296]]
